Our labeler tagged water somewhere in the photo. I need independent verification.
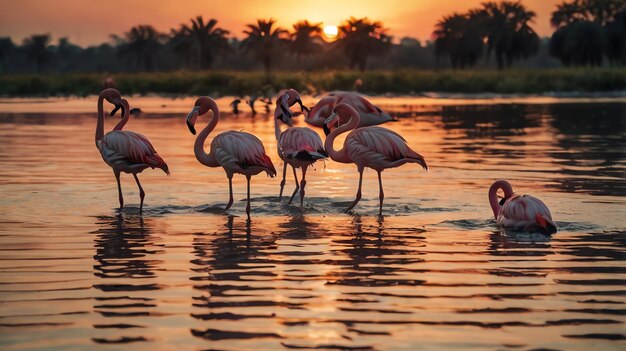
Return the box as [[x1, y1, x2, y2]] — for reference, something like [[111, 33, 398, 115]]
[[1, 97, 625, 350]]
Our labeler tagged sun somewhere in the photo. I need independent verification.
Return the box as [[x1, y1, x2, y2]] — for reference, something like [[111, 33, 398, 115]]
[[323, 25, 338, 40]]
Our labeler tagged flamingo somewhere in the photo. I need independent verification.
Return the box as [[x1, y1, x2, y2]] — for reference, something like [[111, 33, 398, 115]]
[[306, 91, 393, 128], [230, 99, 241, 114], [274, 89, 327, 206], [323, 103, 427, 215], [96, 89, 169, 213], [488, 180, 557, 234], [186, 97, 276, 219]]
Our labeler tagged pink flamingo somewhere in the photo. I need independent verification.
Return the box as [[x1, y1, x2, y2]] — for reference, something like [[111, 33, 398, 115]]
[[324, 103, 428, 215], [306, 91, 393, 128], [274, 89, 327, 206], [489, 180, 557, 234], [186, 97, 276, 219], [96, 89, 169, 213]]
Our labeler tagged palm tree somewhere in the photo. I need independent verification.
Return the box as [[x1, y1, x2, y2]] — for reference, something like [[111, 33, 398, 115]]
[[0, 37, 15, 73], [289, 20, 323, 61], [336, 17, 391, 71], [22, 34, 52, 73], [169, 28, 194, 69], [54, 37, 81, 72], [550, 21, 604, 66], [114, 25, 165, 71], [433, 14, 484, 69], [549, 0, 624, 66], [472, 1, 540, 69], [551, 0, 625, 27], [241, 19, 288, 73], [175, 16, 230, 69]]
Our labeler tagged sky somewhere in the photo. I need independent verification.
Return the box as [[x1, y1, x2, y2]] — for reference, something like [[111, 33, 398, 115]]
[[1, 0, 561, 47]]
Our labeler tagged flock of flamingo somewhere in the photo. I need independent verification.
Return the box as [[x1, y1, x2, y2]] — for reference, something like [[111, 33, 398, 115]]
[[95, 88, 558, 235]]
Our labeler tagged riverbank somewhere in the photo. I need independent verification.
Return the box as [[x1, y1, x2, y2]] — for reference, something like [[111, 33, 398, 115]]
[[1, 68, 626, 97]]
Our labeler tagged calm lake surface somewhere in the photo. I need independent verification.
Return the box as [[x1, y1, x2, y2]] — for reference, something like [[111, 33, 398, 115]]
[[0, 96, 625, 350]]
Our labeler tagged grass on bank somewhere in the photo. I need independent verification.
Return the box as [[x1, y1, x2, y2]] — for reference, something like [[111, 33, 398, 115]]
[[1, 68, 626, 97]]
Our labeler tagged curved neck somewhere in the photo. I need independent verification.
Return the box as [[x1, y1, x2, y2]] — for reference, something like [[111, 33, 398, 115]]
[[274, 117, 284, 141], [274, 106, 288, 141], [113, 100, 130, 131], [195, 104, 220, 167], [488, 180, 514, 219], [324, 109, 360, 164], [96, 95, 105, 146]]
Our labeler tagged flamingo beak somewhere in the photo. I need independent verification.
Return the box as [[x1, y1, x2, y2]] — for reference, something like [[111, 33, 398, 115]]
[[279, 103, 293, 126], [323, 112, 338, 136], [110, 100, 125, 118], [296, 99, 310, 113], [186, 107, 200, 135]]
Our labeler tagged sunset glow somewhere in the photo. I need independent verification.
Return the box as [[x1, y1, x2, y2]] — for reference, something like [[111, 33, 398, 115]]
[[0, 0, 561, 46], [323, 25, 338, 40]]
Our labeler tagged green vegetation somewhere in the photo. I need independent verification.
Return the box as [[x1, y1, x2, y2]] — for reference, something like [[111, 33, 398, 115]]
[[2, 68, 626, 97]]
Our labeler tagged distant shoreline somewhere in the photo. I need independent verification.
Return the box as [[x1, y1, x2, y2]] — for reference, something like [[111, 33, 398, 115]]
[[1, 68, 626, 97]]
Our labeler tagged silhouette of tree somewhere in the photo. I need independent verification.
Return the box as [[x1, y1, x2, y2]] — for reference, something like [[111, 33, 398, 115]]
[[550, 21, 604, 66], [336, 17, 391, 71], [289, 20, 323, 61], [168, 28, 194, 69], [604, 9, 626, 65], [551, 0, 624, 27], [241, 19, 288, 73], [549, 0, 624, 66], [471, 1, 540, 69], [433, 14, 484, 69], [113, 25, 166, 71], [22, 34, 52, 73], [0, 37, 15, 73], [54, 37, 81, 72], [174, 16, 230, 70]]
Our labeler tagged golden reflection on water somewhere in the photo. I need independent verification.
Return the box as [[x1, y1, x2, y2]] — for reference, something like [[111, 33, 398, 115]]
[[0, 99, 625, 350]]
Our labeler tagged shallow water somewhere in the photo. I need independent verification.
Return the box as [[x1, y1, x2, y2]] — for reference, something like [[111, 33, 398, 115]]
[[0, 98, 625, 350]]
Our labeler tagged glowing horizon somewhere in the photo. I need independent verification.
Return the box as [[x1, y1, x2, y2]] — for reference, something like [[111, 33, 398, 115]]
[[1, 0, 561, 47]]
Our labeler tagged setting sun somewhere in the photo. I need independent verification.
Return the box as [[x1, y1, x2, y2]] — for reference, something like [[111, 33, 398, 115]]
[[323, 25, 339, 39]]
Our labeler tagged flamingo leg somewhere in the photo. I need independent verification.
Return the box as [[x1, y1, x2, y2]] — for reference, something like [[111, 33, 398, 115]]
[[377, 171, 384, 216], [114, 171, 124, 210], [132, 173, 145, 214], [299, 165, 308, 207], [225, 174, 234, 211], [288, 166, 300, 204], [346, 167, 364, 213], [245, 175, 251, 220], [278, 161, 287, 200]]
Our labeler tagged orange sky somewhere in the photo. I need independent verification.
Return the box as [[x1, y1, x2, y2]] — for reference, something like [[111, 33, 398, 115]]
[[1, 0, 561, 46]]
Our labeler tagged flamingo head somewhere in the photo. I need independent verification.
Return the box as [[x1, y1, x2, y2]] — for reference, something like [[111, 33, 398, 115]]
[[307, 96, 336, 124], [488, 180, 515, 219], [323, 103, 358, 136], [276, 89, 307, 127], [100, 88, 125, 118], [186, 97, 215, 135]]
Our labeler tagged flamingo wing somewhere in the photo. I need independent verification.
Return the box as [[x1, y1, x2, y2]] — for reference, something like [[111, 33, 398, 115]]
[[100, 131, 169, 174], [213, 131, 276, 176], [347, 127, 427, 170], [279, 127, 327, 160], [500, 195, 557, 233]]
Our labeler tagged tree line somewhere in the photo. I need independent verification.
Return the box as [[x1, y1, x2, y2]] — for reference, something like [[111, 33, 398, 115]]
[[433, 0, 625, 68], [0, 0, 623, 75]]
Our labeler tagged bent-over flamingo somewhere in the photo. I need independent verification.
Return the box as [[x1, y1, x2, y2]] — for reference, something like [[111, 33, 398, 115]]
[[323, 103, 427, 215], [186, 97, 276, 219], [306, 91, 393, 128], [488, 180, 557, 234], [96, 89, 169, 213], [275, 89, 327, 206]]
